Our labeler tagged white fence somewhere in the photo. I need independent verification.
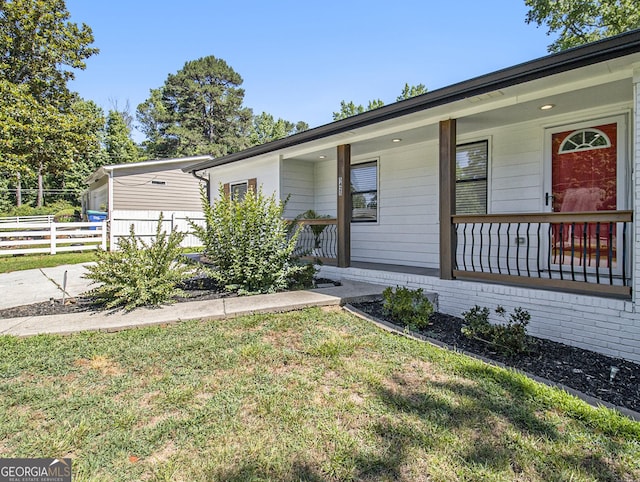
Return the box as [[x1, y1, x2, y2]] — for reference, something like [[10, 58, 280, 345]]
[[0, 214, 54, 225], [110, 210, 204, 250], [0, 221, 107, 256]]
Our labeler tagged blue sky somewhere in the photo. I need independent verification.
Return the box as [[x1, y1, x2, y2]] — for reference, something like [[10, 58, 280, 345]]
[[66, 1, 557, 142]]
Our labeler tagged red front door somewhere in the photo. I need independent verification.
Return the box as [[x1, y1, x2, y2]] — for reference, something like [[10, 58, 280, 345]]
[[550, 123, 618, 267], [551, 123, 617, 213]]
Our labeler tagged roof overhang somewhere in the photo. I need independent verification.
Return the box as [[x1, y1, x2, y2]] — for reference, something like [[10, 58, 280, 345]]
[[185, 29, 640, 173], [85, 155, 213, 185]]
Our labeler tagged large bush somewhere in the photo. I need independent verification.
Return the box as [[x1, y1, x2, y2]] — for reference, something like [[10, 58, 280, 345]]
[[84, 215, 194, 310], [191, 185, 307, 294]]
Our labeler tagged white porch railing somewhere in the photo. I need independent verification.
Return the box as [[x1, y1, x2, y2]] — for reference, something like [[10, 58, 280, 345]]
[[0, 221, 107, 256]]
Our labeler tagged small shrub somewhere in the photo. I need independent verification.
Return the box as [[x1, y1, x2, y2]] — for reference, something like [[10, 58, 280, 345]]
[[462, 305, 530, 354], [382, 286, 434, 330], [191, 184, 307, 294], [84, 215, 194, 310], [287, 261, 317, 290], [53, 207, 79, 222]]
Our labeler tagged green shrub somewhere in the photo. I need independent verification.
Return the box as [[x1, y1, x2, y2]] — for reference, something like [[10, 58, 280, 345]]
[[382, 285, 434, 330], [53, 207, 79, 222], [84, 215, 194, 310], [462, 305, 531, 354], [287, 261, 317, 290], [191, 185, 310, 294], [1, 200, 77, 218]]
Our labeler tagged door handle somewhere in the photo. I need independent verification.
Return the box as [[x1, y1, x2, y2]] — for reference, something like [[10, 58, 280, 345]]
[[545, 192, 555, 207]]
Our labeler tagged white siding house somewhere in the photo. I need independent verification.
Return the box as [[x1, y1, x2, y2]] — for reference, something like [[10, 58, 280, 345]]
[[186, 31, 640, 363], [84, 155, 212, 248]]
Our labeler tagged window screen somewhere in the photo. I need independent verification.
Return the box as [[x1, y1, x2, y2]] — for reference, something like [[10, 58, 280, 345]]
[[351, 161, 377, 222], [456, 141, 488, 215]]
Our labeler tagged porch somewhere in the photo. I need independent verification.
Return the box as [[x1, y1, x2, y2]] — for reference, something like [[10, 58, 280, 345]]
[[294, 208, 633, 299]]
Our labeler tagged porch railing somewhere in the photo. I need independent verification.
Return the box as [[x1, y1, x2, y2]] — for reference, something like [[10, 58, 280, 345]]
[[452, 211, 633, 297], [291, 219, 337, 263]]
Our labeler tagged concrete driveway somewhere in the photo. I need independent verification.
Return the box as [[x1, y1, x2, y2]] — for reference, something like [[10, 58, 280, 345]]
[[0, 263, 93, 310]]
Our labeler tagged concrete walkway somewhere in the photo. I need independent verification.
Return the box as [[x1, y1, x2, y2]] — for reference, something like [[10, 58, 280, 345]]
[[0, 263, 93, 310], [0, 277, 385, 337]]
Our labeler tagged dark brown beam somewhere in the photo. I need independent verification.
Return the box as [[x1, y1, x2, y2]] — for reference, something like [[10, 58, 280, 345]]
[[439, 119, 457, 280], [452, 270, 631, 298], [337, 144, 351, 268]]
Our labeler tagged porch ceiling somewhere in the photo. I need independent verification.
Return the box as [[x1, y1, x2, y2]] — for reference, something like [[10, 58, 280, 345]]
[[286, 68, 634, 163]]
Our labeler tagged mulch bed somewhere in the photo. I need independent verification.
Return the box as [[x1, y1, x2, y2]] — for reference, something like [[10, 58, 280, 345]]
[[351, 300, 640, 414]]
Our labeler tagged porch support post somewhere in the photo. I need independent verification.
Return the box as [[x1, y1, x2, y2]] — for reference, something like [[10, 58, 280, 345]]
[[439, 119, 457, 280], [337, 144, 351, 268], [632, 67, 640, 303]]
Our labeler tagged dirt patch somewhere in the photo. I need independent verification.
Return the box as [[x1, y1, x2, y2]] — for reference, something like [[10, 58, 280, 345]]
[[73, 355, 123, 376]]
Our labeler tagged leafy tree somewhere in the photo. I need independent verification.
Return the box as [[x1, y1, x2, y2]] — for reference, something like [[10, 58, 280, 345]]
[[105, 110, 139, 164], [0, 81, 102, 206], [0, 0, 98, 104], [525, 0, 640, 52], [397, 83, 427, 101], [137, 55, 253, 158], [249, 112, 308, 146], [332, 99, 384, 121], [333, 83, 427, 120], [332, 100, 365, 121], [136, 88, 171, 158], [56, 100, 107, 204], [0, 0, 99, 207]]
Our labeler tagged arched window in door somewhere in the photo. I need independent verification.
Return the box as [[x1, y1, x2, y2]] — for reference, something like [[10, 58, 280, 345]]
[[558, 128, 611, 153]]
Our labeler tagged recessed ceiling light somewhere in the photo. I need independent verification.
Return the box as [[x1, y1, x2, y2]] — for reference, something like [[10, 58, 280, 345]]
[[392, 138, 402, 143], [319, 155, 327, 159], [540, 104, 555, 110]]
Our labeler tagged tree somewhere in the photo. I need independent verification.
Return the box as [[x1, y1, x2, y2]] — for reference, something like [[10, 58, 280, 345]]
[[332, 99, 384, 121], [332, 83, 427, 120], [105, 110, 139, 164], [136, 88, 175, 159], [137, 55, 253, 158], [0, 0, 99, 207], [57, 100, 107, 204], [397, 83, 427, 101], [249, 112, 308, 146], [0, 81, 102, 206], [525, 0, 640, 52], [0, 0, 98, 104]]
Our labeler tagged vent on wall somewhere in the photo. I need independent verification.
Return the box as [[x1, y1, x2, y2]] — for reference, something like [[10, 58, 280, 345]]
[[151, 180, 167, 185]]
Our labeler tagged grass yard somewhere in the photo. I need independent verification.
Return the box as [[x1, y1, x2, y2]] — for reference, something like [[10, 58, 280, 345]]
[[0, 307, 638, 481], [0, 252, 96, 273]]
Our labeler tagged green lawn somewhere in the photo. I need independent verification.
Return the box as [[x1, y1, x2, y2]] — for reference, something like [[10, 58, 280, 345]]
[[0, 252, 97, 273], [0, 307, 637, 481]]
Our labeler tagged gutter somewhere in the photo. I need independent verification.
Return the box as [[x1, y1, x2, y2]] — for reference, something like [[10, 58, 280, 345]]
[[185, 28, 640, 174], [190, 169, 211, 204]]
